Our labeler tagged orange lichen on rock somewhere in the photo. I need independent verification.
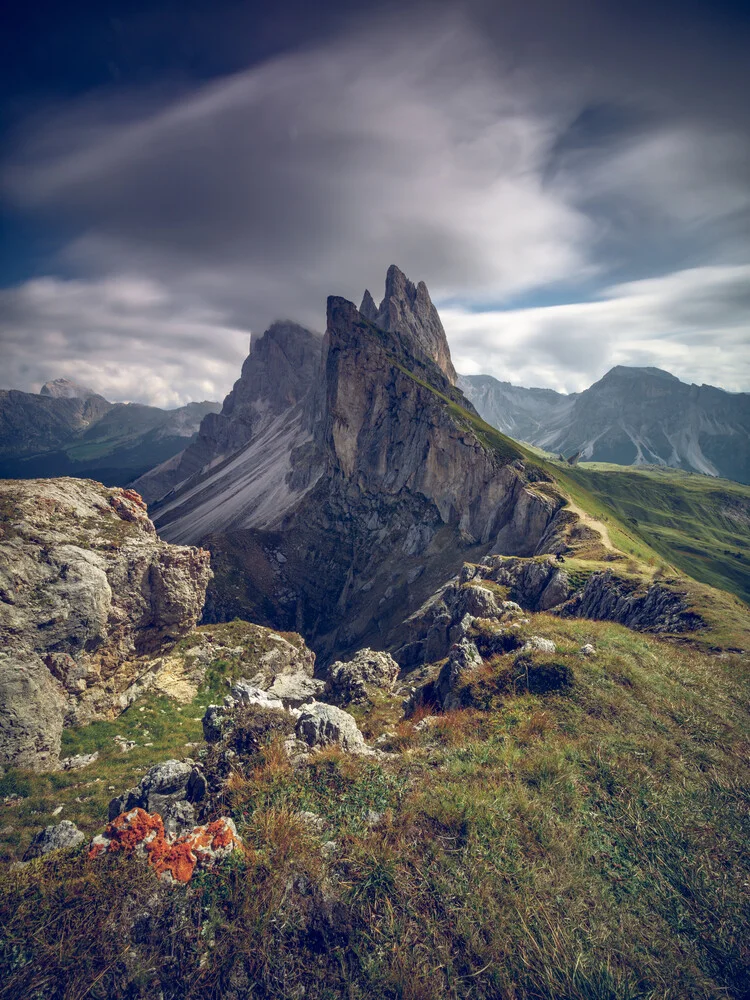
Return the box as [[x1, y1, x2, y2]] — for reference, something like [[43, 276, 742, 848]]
[[88, 809, 241, 884]]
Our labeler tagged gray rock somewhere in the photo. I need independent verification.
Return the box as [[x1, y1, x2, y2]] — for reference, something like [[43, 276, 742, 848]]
[[108, 759, 207, 837], [460, 585, 501, 619], [295, 703, 368, 753], [23, 820, 84, 860], [0, 478, 211, 770], [579, 644, 596, 656], [61, 751, 99, 770], [325, 648, 400, 705], [438, 639, 484, 710], [267, 672, 325, 706], [521, 636, 557, 654]]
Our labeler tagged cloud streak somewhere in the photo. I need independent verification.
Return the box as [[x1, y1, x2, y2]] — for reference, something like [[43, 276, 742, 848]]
[[0, 5, 749, 403]]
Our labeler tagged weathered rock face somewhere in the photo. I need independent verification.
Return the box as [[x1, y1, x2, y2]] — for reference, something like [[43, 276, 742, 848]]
[[361, 264, 457, 384], [23, 820, 85, 860], [559, 572, 705, 633], [135, 321, 323, 505], [325, 648, 400, 705], [0, 478, 211, 769]]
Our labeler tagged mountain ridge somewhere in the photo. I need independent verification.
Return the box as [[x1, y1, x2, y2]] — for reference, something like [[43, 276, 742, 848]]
[[460, 364, 750, 483]]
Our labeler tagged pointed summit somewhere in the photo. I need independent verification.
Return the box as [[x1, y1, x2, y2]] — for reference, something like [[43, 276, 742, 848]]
[[359, 288, 378, 321], [371, 265, 457, 383], [40, 377, 97, 400]]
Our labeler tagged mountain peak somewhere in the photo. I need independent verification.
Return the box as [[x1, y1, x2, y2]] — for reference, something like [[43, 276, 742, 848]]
[[359, 289, 378, 321], [369, 265, 458, 384], [40, 377, 97, 400]]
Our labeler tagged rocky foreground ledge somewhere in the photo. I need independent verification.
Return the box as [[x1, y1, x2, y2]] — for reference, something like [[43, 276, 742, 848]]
[[0, 478, 212, 770]]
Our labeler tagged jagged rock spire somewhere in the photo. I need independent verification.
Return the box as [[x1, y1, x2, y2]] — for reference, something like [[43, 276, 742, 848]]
[[369, 265, 457, 384], [359, 289, 378, 321]]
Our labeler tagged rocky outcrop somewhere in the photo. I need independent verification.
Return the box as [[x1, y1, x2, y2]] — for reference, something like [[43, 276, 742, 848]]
[[108, 760, 208, 837], [363, 264, 458, 384], [559, 572, 705, 633], [295, 703, 369, 753], [0, 478, 211, 769], [325, 648, 400, 705], [23, 820, 85, 860]]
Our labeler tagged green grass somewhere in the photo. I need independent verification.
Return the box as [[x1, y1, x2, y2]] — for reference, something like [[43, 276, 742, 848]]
[[1, 615, 749, 999], [559, 464, 750, 603]]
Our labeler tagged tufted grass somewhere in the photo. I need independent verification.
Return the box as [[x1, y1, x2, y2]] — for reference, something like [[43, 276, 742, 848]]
[[1, 614, 749, 998]]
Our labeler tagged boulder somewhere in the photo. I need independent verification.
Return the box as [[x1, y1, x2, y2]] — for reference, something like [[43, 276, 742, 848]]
[[23, 819, 85, 860], [325, 648, 400, 705], [295, 703, 368, 753], [108, 759, 208, 837], [521, 636, 557, 654], [0, 478, 211, 769], [437, 639, 484, 710], [459, 585, 501, 619]]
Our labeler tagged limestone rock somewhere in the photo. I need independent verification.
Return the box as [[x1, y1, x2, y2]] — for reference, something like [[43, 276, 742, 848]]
[[295, 703, 368, 753], [521, 637, 557, 655], [108, 759, 208, 837], [202, 680, 288, 743], [579, 644, 596, 656], [437, 640, 484, 711], [0, 477, 211, 769], [23, 820, 85, 860], [325, 648, 400, 705], [371, 264, 458, 384], [560, 572, 705, 633]]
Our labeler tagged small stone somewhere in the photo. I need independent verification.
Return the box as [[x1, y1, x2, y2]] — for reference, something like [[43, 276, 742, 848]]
[[579, 644, 596, 657], [521, 636, 557, 654], [23, 820, 85, 860]]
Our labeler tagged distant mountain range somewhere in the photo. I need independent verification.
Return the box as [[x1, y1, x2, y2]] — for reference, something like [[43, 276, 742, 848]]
[[0, 378, 220, 486], [459, 366, 750, 484]]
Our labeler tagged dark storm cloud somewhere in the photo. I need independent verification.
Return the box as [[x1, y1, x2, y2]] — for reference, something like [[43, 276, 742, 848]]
[[0, 1, 748, 404]]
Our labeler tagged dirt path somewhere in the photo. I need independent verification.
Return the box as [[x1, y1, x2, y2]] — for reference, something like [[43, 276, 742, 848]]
[[565, 500, 617, 552]]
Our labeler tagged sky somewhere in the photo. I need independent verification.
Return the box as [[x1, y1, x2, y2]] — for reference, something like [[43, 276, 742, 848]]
[[1, 0, 748, 407]]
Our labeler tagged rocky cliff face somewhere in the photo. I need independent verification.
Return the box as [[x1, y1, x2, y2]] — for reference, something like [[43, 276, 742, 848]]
[[361, 264, 457, 384], [0, 478, 211, 770], [150, 267, 566, 664]]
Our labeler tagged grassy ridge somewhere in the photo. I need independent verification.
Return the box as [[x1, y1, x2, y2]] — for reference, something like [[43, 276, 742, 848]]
[[559, 464, 750, 603]]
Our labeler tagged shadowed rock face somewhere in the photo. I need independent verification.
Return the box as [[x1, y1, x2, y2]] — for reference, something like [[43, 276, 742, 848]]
[[0, 478, 211, 770], [151, 268, 564, 665]]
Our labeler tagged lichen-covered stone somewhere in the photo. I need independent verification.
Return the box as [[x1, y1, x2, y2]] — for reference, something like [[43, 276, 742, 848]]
[[108, 759, 208, 837], [89, 807, 241, 883]]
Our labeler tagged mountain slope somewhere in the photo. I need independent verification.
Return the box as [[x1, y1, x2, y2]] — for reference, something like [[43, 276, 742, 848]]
[[461, 366, 750, 483], [150, 267, 567, 663], [0, 385, 220, 486]]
